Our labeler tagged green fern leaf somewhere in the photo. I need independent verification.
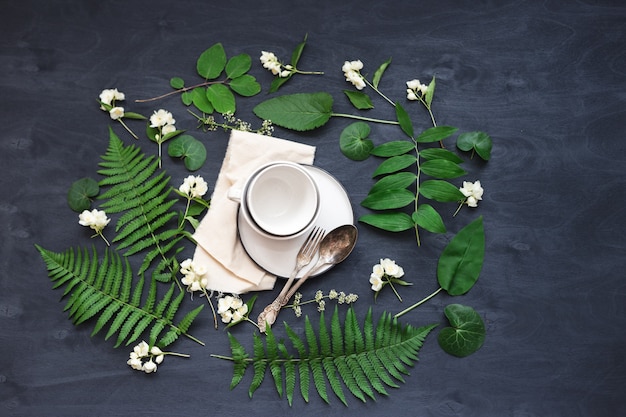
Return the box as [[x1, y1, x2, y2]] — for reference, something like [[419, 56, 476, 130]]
[[36, 245, 203, 349], [216, 306, 436, 406]]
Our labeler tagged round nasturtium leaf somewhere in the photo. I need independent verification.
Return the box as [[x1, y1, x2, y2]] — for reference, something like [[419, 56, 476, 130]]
[[168, 135, 207, 171], [67, 177, 99, 212], [456, 131, 492, 161], [340, 122, 373, 161], [438, 304, 486, 357]]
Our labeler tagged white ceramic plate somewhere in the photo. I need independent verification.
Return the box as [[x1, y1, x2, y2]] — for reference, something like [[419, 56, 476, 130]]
[[238, 165, 354, 278]]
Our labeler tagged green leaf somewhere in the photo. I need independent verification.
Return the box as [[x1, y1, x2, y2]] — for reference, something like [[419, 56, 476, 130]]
[[67, 177, 100, 212], [438, 304, 485, 357], [456, 131, 492, 161], [372, 154, 417, 177], [343, 90, 374, 110], [361, 189, 415, 210], [420, 159, 466, 179], [437, 216, 485, 295], [369, 172, 417, 194], [269, 76, 291, 94], [412, 204, 446, 234], [290, 33, 308, 67], [416, 126, 458, 143], [122, 112, 146, 120], [395, 102, 414, 138], [197, 43, 227, 80], [206, 84, 235, 114], [371, 140, 414, 157], [170, 77, 185, 89], [191, 87, 214, 114], [359, 212, 414, 232], [167, 135, 207, 171], [254, 92, 334, 131], [419, 180, 464, 202], [372, 58, 391, 89], [229, 74, 261, 97], [181, 91, 193, 106], [419, 147, 463, 163], [225, 53, 251, 79], [425, 76, 436, 108], [339, 122, 373, 161]]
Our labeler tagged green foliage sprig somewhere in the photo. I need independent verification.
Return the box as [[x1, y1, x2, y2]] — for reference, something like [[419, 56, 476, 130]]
[[212, 307, 436, 406], [35, 245, 204, 348]]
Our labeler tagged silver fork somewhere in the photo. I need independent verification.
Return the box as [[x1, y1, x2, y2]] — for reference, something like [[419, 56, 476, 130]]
[[257, 226, 326, 332]]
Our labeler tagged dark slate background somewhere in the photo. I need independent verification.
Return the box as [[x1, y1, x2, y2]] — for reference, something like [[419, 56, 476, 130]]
[[1, 0, 625, 416]]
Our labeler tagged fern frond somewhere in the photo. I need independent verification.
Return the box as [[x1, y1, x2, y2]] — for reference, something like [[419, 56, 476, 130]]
[[35, 245, 203, 348], [219, 306, 436, 406], [96, 128, 182, 278]]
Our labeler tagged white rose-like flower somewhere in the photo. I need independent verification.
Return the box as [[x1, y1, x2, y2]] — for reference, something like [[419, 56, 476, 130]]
[[109, 107, 124, 120], [179, 175, 208, 199], [369, 275, 383, 292], [142, 359, 157, 374], [179, 258, 208, 292], [150, 109, 175, 128], [78, 209, 110, 232], [161, 124, 176, 136], [380, 258, 404, 278], [459, 180, 484, 207]]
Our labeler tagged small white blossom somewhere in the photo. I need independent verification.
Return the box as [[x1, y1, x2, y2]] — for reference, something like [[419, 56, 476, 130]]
[[142, 359, 157, 373], [342, 60, 366, 90], [180, 259, 209, 292], [179, 175, 209, 199], [380, 258, 404, 278], [459, 180, 484, 207], [406, 79, 429, 101], [78, 209, 110, 233], [109, 106, 125, 120], [217, 294, 248, 324], [260, 51, 283, 75], [99, 88, 125, 106], [149, 109, 176, 128], [127, 341, 162, 374], [369, 274, 384, 292]]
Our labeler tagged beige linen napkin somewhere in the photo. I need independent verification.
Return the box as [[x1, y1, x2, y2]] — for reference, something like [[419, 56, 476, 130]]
[[192, 130, 316, 294]]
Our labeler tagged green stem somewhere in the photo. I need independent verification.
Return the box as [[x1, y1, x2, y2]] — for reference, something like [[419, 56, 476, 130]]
[[135, 80, 224, 103], [394, 287, 443, 318], [386, 278, 403, 302], [331, 113, 399, 125], [364, 78, 395, 106], [202, 287, 218, 330], [163, 351, 191, 358], [118, 118, 138, 140], [210, 354, 235, 361]]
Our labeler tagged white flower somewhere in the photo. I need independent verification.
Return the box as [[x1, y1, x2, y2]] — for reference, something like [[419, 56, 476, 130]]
[[78, 209, 110, 233], [342, 60, 366, 90], [149, 109, 175, 128], [217, 294, 247, 324], [260, 51, 285, 76], [161, 124, 176, 136], [459, 180, 484, 207], [179, 175, 209, 199], [109, 106, 124, 120], [370, 274, 383, 292], [142, 359, 157, 373], [380, 258, 404, 278], [406, 79, 429, 100], [180, 259, 208, 292], [99, 88, 125, 106]]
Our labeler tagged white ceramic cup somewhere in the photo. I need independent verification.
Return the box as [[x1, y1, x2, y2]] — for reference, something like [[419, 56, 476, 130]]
[[228, 161, 320, 239]]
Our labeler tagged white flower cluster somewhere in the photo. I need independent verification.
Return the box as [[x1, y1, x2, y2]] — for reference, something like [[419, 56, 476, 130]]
[[78, 209, 110, 233], [127, 341, 164, 374], [342, 60, 366, 90], [149, 109, 176, 139], [406, 79, 429, 101], [260, 51, 292, 78], [180, 259, 208, 292], [369, 258, 405, 292], [99, 88, 126, 120], [217, 295, 248, 324], [459, 180, 484, 207], [290, 289, 358, 316], [179, 175, 209, 199]]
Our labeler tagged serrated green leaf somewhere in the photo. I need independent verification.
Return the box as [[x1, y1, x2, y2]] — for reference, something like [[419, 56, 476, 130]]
[[438, 304, 485, 357], [372, 154, 417, 177], [339, 121, 373, 161], [197, 43, 226, 80], [416, 126, 458, 143], [344, 90, 374, 110], [253, 92, 333, 131], [206, 83, 235, 114], [369, 172, 417, 194], [371, 140, 415, 157], [359, 212, 414, 232], [361, 189, 415, 210], [225, 53, 251, 79], [456, 131, 492, 160], [229, 74, 261, 97], [67, 177, 99, 212], [167, 134, 207, 171], [437, 216, 485, 295], [419, 179, 465, 202], [412, 204, 446, 233], [372, 58, 391, 89], [420, 159, 466, 179]]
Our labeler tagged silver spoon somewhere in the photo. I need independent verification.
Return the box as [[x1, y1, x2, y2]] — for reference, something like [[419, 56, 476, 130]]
[[282, 224, 358, 307]]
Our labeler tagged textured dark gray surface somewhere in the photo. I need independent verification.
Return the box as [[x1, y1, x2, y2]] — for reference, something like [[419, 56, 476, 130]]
[[2, 0, 625, 416]]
